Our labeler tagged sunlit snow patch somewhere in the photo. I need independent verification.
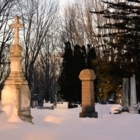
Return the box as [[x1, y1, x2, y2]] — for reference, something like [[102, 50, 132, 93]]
[[44, 116, 62, 124]]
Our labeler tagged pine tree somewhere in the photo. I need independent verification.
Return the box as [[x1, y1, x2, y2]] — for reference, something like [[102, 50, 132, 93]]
[[57, 42, 87, 107], [91, 0, 140, 102], [57, 42, 74, 105], [87, 44, 97, 69], [73, 44, 87, 104]]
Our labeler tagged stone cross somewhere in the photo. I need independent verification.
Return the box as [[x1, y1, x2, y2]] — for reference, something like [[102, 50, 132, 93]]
[[9, 15, 24, 45], [1, 15, 33, 123]]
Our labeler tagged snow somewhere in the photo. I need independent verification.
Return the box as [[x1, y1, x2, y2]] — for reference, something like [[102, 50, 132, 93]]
[[0, 102, 140, 140]]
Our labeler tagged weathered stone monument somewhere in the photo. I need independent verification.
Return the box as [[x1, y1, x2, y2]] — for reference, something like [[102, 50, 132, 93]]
[[122, 78, 129, 111], [1, 15, 33, 123], [129, 75, 138, 114], [79, 69, 98, 118], [122, 75, 138, 114]]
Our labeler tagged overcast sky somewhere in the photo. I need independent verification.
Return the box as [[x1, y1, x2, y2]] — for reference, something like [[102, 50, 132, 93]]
[[59, 0, 74, 6], [58, 0, 74, 15]]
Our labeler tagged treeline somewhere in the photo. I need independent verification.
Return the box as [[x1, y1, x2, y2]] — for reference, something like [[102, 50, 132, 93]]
[[57, 42, 96, 107], [58, 0, 140, 103], [0, 0, 140, 103], [0, 0, 60, 102]]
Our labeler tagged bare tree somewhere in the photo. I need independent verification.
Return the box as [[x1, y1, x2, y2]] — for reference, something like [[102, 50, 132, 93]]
[[59, 0, 107, 51], [36, 23, 62, 102], [0, 0, 16, 88], [15, 0, 59, 94], [57, 0, 126, 101]]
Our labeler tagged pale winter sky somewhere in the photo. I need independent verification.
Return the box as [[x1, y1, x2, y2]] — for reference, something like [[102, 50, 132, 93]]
[[59, 0, 74, 6], [59, 0, 75, 15]]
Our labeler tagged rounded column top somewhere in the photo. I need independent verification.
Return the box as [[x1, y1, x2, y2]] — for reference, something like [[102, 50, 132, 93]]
[[79, 69, 96, 81]]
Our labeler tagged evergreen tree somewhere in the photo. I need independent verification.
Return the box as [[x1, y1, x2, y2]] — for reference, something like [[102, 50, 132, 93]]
[[73, 44, 87, 104], [57, 42, 74, 105], [87, 44, 97, 69], [91, 0, 140, 102], [58, 42, 87, 107]]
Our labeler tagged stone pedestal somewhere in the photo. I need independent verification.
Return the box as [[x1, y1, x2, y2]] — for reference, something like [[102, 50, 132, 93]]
[[122, 78, 129, 112], [2, 45, 33, 123], [79, 69, 98, 118], [1, 16, 33, 123], [129, 75, 138, 114]]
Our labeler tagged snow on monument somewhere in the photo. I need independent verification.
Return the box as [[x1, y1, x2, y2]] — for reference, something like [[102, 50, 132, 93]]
[[1, 15, 33, 123]]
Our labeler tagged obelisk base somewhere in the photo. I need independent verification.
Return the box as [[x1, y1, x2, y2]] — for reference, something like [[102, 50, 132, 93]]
[[79, 111, 98, 118], [129, 106, 138, 114], [1, 79, 33, 123], [19, 115, 33, 123], [2, 82, 18, 120], [18, 81, 33, 123]]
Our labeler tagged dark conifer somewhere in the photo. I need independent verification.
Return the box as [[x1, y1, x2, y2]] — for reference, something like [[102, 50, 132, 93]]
[[57, 41, 74, 106], [87, 44, 97, 69], [90, 0, 140, 101], [58, 42, 88, 107]]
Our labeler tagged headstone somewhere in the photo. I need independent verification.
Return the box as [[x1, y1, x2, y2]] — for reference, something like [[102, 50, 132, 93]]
[[1, 15, 33, 123], [79, 69, 98, 118], [122, 78, 129, 112], [129, 75, 138, 114]]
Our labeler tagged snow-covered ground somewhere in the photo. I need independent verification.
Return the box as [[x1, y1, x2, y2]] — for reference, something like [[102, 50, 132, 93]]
[[0, 102, 140, 140]]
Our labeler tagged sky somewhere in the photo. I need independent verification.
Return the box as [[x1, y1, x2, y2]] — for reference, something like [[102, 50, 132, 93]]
[[59, 0, 74, 6], [0, 102, 140, 140], [58, 0, 75, 16]]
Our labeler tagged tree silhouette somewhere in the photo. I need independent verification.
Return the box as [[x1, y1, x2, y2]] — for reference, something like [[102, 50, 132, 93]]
[[90, 0, 140, 101], [58, 42, 93, 107]]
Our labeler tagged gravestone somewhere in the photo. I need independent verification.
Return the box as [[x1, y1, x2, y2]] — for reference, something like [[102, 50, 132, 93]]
[[129, 75, 138, 114], [122, 78, 129, 112], [79, 69, 98, 118], [1, 15, 33, 123]]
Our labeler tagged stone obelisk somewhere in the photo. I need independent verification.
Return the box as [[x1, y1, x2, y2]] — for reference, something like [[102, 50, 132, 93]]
[[122, 78, 129, 112], [79, 69, 98, 118], [1, 15, 33, 123], [129, 75, 138, 114]]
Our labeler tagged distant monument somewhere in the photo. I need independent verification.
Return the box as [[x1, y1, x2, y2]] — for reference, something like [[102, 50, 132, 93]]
[[122, 78, 129, 111], [1, 15, 33, 123], [129, 75, 138, 113], [122, 75, 138, 114], [79, 69, 98, 118]]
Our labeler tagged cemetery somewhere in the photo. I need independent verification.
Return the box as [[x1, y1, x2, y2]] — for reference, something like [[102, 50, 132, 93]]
[[0, 0, 140, 140]]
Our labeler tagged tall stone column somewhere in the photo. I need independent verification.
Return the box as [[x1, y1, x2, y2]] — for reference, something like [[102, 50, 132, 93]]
[[1, 15, 33, 123], [122, 78, 129, 111], [79, 69, 98, 118], [129, 75, 138, 114]]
